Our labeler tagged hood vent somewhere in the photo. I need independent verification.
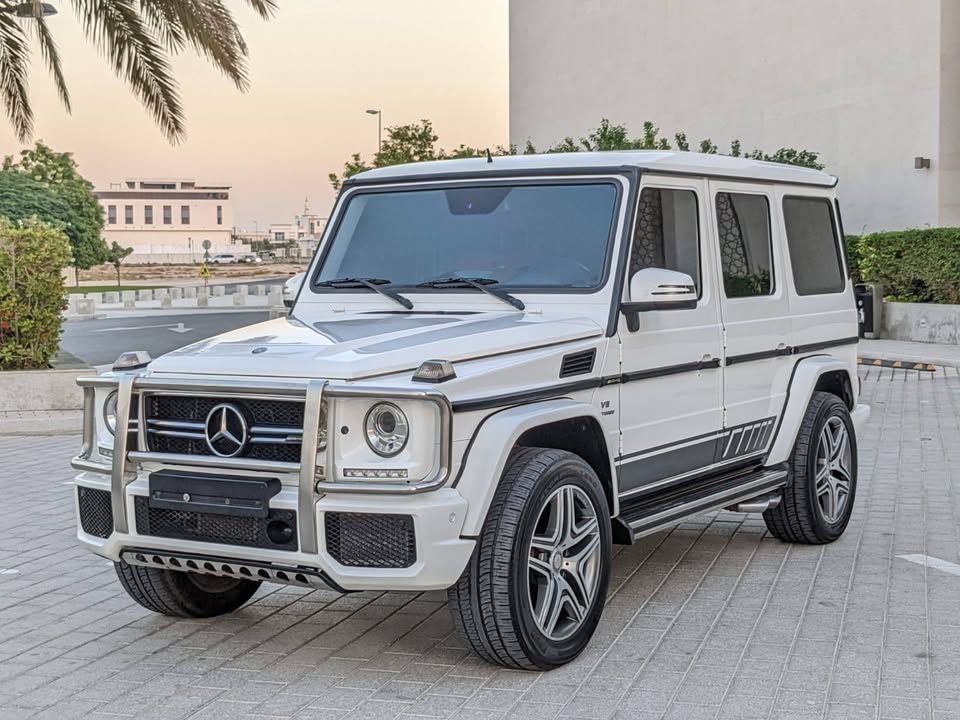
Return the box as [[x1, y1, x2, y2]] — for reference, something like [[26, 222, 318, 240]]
[[559, 349, 597, 378]]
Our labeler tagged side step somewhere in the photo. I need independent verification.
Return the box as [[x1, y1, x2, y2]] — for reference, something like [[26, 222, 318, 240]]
[[613, 467, 787, 542]]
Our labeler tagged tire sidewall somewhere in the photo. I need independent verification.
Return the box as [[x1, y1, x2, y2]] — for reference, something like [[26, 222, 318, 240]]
[[801, 397, 858, 540], [508, 454, 611, 668]]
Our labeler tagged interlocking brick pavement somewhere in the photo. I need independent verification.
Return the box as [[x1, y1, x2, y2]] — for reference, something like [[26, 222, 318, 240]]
[[1, 366, 959, 719]]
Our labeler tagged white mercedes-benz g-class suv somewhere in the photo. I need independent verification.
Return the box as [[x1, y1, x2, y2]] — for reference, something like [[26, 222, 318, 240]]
[[72, 151, 869, 670]]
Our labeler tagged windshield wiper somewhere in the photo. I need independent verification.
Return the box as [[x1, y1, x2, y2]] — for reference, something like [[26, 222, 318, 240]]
[[315, 277, 413, 310], [416, 276, 525, 311]]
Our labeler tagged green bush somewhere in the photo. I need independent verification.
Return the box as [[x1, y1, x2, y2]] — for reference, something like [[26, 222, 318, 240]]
[[849, 228, 960, 304], [0, 217, 71, 369]]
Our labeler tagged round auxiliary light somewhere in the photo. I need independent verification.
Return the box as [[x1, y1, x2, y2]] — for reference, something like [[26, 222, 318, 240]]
[[364, 402, 409, 457], [103, 390, 119, 435]]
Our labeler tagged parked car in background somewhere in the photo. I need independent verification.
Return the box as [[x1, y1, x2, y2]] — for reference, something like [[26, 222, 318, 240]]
[[239, 254, 262, 264], [282, 272, 304, 307], [258, 251, 278, 261], [71, 151, 868, 671], [209, 254, 238, 264]]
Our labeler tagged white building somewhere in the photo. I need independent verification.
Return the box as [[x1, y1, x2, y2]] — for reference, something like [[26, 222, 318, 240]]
[[96, 178, 246, 263], [509, 0, 960, 233]]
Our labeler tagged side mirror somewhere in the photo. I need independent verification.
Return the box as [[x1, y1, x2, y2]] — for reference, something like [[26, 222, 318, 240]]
[[621, 268, 698, 331]]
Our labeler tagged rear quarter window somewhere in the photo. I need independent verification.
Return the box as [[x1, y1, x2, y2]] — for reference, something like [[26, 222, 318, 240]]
[[782, 196, 845, 295]]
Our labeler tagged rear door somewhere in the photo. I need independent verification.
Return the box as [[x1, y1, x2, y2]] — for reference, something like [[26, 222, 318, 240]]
[[708, 181, 792, 461]]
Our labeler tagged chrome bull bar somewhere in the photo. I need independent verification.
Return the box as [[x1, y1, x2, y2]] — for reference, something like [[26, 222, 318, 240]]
[[75, 374, 453, 554]]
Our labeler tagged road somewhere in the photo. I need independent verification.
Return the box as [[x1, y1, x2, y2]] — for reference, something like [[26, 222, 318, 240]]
[[60, 310, 270, 366]]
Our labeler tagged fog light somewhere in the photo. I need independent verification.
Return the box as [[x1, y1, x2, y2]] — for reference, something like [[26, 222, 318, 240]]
[[343, 468, 409, 480], [98, 444, 113, 459]]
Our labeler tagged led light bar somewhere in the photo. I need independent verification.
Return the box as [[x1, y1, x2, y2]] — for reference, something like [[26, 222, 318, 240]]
[[342, 468, 409, 480]]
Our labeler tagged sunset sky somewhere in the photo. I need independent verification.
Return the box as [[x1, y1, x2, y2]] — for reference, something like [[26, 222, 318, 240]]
[[0, 0, 509, 228]]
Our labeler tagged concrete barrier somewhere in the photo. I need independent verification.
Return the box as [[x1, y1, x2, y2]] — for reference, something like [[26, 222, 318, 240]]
[[0, 368, 95, 412], [232, 293, 245, 306], [77, 298, 96, 316], [170, 288, 183, 300], [235, 285, 248, 296], [268, 289, 283, 307], [197, 292, 209, 307], [104, 292, 118, 304], [121, 291, 136, 302], [254, 285, 267, 297], [881, 301, 960, 345], [184, 287, 197, 299], [213, 286, 225, 297], [137, 289, 153, 301]]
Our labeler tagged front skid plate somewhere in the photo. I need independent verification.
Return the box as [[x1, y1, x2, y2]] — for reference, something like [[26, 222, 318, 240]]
[[120, 547, 348, 593]]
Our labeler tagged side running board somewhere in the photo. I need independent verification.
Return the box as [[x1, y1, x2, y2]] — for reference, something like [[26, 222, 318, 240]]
[[614, 468, 788, 542]]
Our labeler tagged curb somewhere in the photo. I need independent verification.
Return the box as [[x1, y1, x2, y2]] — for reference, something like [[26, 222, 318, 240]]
[[858, 356, 938, 372]]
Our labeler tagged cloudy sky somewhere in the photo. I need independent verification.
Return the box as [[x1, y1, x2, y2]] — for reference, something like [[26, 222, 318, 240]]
[[0, 0, 508, 228]]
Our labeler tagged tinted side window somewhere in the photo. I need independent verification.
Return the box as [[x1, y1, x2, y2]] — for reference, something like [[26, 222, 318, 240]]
[[783, 197, 845, 295], [716, 192, 773, 297], [630, 187, 701, 293]]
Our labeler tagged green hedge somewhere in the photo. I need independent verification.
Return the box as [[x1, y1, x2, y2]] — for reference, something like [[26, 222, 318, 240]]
[[846, 228, 960, 304], [0, 217, 71, 369]]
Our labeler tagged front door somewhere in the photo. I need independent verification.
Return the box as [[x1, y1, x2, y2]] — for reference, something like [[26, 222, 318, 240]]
[[616, 176, 724, 502], [708, 181, 792, 460]]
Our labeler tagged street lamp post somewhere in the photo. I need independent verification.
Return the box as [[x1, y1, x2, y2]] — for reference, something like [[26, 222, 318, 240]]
[[365, 109, 382, 152]]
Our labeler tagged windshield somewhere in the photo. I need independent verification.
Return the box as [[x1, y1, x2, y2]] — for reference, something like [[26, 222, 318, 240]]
[[314, 181, 620, 291]]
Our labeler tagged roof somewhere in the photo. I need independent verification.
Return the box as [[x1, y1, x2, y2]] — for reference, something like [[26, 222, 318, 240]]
[[348, 150, 836, 188]]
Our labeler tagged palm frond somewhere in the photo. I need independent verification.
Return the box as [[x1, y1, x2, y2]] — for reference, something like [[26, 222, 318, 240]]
[[140, 0, 250, 91], [70, 0, 184, 142], [0, 12, 32, 142], [244, 0, 277, 20], [32, 15, 71, 113]]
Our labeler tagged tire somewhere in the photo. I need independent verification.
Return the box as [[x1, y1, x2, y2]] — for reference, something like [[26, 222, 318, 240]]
[[764, 391, 857, 544], [448, 447, 611, 670], [115, 561, 261, 618]]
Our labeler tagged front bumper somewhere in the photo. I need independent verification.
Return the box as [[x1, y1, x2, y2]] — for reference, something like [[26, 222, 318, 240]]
[[73, 470, 475, 592]]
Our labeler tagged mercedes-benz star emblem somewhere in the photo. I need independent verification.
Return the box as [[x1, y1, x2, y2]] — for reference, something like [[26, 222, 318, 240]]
[[204, 403, 248, 458]]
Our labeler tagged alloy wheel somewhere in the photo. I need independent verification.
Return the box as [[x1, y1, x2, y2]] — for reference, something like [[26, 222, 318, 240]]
[[815, 415, 852, 524], [526, 484, 602, 641]]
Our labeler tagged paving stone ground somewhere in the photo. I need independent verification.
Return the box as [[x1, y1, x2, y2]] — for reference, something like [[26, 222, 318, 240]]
[[1, 366, 959, 720]]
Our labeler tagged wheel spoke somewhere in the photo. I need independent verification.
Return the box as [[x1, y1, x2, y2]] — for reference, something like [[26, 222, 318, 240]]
[[536, 574, 560, 632], [528, 554, 553, 579]]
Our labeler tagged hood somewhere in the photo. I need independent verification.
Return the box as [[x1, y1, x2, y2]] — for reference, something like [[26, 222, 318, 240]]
[[148, 311, 604, 380]]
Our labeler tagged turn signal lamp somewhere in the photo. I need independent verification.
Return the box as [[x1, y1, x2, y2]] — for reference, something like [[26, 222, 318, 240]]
[[413, 359, 456, 383]]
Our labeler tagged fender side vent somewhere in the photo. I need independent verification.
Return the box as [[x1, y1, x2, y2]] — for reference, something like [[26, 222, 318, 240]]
[[559, 349, 597, 378]]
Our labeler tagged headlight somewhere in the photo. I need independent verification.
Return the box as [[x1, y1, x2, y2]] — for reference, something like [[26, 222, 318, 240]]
[[364, 402, 409, 457], [103, 391, 119, 435]]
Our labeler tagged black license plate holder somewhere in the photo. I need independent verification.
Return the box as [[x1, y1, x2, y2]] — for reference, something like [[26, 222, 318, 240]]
[[148, 471, 281, 519]]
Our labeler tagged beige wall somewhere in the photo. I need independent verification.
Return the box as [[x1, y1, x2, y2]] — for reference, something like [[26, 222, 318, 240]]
[[510, 0, 952, 233]]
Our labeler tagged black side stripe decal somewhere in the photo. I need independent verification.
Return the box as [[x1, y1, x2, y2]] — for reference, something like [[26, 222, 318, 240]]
[[451, 358, 721, 413], [726, 336, 858, 366], [451, 337, 857, 413]]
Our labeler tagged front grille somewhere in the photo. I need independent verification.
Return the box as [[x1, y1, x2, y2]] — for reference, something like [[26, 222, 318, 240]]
[[134, 496, 298, 551], [78, 487, 113, 538], [145, 395, 305, 463], [325, 512, 416, 568]]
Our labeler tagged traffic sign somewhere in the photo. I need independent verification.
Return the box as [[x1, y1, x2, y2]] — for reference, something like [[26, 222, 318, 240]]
[[199, 263, 210, 279]]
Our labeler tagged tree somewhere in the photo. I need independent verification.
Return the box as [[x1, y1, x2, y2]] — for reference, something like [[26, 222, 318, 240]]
[[0, 0, 277, 143], [3, 142, 107, 283], [329, 119, 825, 189], [105, 241, 133, 287]]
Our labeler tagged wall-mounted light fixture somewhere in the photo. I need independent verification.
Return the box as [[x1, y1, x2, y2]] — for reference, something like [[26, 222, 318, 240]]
[[914, 156, 931, 169]]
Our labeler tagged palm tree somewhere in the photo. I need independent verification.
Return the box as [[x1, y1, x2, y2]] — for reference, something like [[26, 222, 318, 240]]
[[0, 0, 277, 143]]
